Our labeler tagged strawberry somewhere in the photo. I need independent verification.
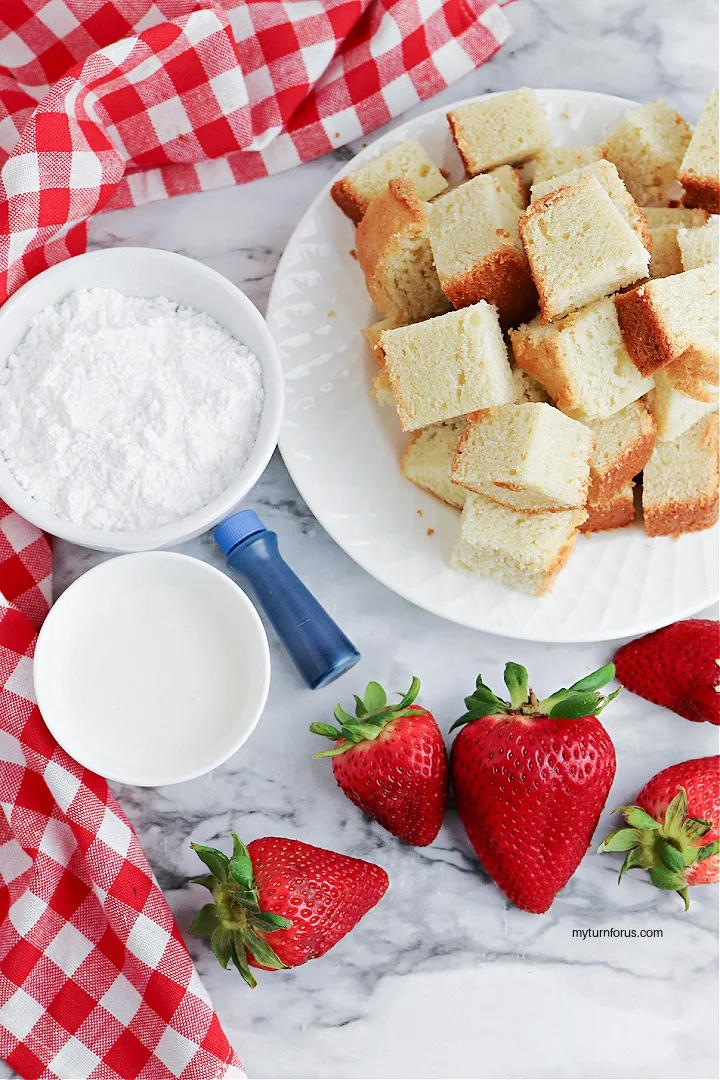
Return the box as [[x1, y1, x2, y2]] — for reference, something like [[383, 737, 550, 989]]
[[310, 677, 447, 846], [614, 619, 720, 725], [189, 834, 388, 986], [599, 756, 719, 909], [450, 662, 618, 913]]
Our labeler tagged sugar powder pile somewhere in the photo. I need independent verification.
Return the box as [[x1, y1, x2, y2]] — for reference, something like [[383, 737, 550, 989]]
[[0, 288, 264, 532]]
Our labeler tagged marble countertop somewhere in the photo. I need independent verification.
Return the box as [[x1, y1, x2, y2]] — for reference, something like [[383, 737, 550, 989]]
[[30, 2, 720, 1077]]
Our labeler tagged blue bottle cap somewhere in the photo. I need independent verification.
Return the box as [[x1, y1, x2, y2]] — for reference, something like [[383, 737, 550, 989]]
[[214, 510, 265, 555]]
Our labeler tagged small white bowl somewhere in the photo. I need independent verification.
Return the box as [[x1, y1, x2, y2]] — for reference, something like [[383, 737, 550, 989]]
[[33, 552, 270, 786], [0, 248, 284, 552]]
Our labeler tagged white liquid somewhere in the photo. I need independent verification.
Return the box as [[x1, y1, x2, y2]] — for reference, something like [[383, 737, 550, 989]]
[[54, 580, 251, 782]]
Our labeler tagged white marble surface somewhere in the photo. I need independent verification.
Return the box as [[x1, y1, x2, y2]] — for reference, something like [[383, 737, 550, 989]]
[[22, 2, 720, 1077]]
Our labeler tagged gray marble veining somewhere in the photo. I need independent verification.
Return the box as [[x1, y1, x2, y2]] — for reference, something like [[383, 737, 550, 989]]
[[10, 2, 720, 1078]]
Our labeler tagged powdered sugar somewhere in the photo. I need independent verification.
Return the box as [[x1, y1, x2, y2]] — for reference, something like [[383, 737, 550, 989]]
[[0, 288, 264, 532]]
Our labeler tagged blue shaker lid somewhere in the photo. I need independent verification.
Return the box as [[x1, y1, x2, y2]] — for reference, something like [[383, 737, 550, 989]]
[[214, 510, 265, 554]]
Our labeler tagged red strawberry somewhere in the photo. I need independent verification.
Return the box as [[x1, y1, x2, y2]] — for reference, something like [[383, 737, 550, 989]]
[[190, 834, 388, 986], [599, 756, 719, 909], [614, 619, 720, 725], [310, 677, 448, 847], [450, 662, 618, 913]]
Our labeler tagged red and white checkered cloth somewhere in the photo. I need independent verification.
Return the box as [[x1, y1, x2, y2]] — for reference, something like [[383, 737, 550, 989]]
[[0, 507, 244, 1077], [0, 0, 511, 303]]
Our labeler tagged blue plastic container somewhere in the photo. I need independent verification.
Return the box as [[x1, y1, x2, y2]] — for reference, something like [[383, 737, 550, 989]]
[[215, 511, 360, 689]]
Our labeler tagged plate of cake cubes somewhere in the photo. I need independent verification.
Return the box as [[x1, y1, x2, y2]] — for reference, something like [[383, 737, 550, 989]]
[[268, 88, 719, 642]]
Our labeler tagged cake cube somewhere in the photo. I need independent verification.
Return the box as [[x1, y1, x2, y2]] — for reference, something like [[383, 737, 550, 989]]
[[450, 493, 586, 595], [679, 90, 719, 214], [642, 208, 710, 228], [584, 400, 656, 502], [331, 139, 448, 223], [642, 414, 719, 536], [614, 264, 719, 377], [678, 219, 719, 270], [401, 418, 468, 509], [581, 482, 636, 534], [532, 146, 605, 186], [486, 165, 530, 209], [447, 88, 551, 175], [427, 175, 538, 328], [511, 366, 550, 404], [531, 160, 651, 251], [356, 180, 451, 323], [377, 303, 515, 431], [603, 100, 692, 206], [645, 370, 718, 442], [647, 225, 684, 278], [451, 402, 594, 513], [509, 298, 654, 421], [519, 176, 650, 321]]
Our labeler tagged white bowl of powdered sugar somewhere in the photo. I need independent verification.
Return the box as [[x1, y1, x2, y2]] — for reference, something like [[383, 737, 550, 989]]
[[0, 248, 284, 551]]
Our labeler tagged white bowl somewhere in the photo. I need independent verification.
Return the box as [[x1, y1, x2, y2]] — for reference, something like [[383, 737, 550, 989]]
[[33, 552, 271, 786], [0, 248, 284, 552]]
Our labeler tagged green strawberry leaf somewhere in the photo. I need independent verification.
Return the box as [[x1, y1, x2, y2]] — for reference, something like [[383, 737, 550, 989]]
[[648, 865, 685, 892], [549, 691, 604, 719], [230, 937, 257, 989], [346, 722, 385, 741], [364, 681, 387, 711], [190, 903, 219, 937], [676, 885, 690, 911], [613, 805, 660, 830], [682, 817, 712, 841], [397, 676, 421, 709], [597, 828, 640, 852], [334, 703, 356, 726], [697, 840, 720, 862], [229, 834, 254, 891], [664, 787, 688, 835], [660, 841, 687, 874], [189, 874, 217, 892], [243, 929, 288, 970], [569, 664, 616, 693], [309, 723, 342, 739], [504, 663, 529, 709], [191, 843, 229, 883], [253, 912, 293, 933], [618, 846, 647, 882], [595, 687, 621, 714], [353, 695, 368, 718], [210, 927, 232, 969]]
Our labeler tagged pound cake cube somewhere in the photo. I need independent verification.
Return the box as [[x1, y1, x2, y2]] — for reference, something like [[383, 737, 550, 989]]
[[447, 88, 551, 175], [645, 369, 718, 442], [451, 493, 586, 595], [614, 264, 719, 377], [401, 417, 468, 509], [519, 176, 650, 321], [377, 303, 515, 431], [331, 139, 448, 223], [642, 207, 710, 228], [584, 400, 656, 502], [603, 100, 692, 206], [486, 165, 530, 209], [647, 225, 684, 278], [642, 413, 719, 536], [509, 298, 654, 421], [451, 403, 594, 513], [581, 482, 636, 534], [679, 90, 719, 214], [532, 146, 606, 187], [428, 175, 538, 328], [356, 180, 450, 323], [531, 160, 651, 251], [678, 219, 719, 270]]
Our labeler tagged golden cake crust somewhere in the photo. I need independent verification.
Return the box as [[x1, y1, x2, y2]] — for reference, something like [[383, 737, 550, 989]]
[[442, 246, 538, 330]]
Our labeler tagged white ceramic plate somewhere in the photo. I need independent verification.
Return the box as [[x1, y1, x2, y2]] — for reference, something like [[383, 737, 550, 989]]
[[268, 89, 718, 642]]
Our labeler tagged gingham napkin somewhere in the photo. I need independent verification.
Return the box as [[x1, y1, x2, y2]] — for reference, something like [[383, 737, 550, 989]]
[[0, 0, 511, 303], [0, 504, 245, 1078]]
